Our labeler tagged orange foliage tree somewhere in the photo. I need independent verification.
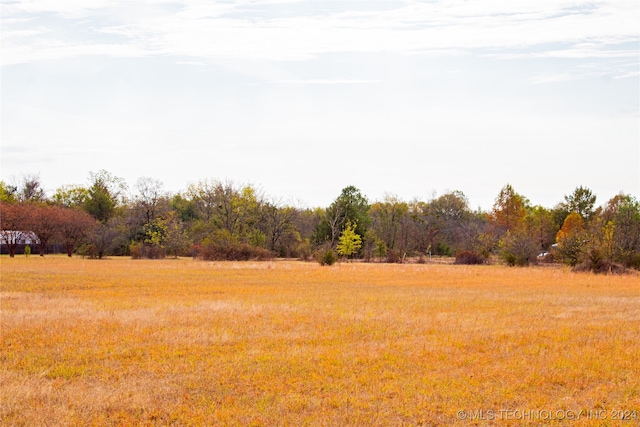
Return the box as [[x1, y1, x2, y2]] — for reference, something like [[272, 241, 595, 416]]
[[491, 184, 528, 233], [29, 204, 63, 256], [58, 207, 96, 257], [555, 212, 585, 266]]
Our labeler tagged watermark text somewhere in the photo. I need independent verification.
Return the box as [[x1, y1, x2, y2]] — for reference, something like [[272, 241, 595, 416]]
[[456, 409, 637, 422]]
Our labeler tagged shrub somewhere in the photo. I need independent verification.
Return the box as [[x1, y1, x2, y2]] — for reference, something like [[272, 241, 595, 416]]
[[454, 251, 485, 265], [130, 242, 166, 259], [436, 243, 451, 256], [76, 243, 99, 259], [317, 249, 338, 266], [195, 241, 273, 261], [572, 242, 627, 274], [374, 239, 387, 262], [130, 242, 143, 259], [499, 230, 538, 266], [386, 250, 401, 263], [573, 259, 627, 274], [296, 239, 313, 261]]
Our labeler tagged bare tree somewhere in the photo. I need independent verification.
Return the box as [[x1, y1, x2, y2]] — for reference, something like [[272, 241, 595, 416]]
[[324, 203, 345, 246], [370, 194, 409, 252], [186, 178, 220, 222], [0, 202, 31, 257], [260, 201, 298, 253], [14, 174, 47, 203], [135, 177, 166, 224]]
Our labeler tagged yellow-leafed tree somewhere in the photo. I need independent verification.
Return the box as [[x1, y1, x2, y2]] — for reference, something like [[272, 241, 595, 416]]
[[337, 221, 362, 260]]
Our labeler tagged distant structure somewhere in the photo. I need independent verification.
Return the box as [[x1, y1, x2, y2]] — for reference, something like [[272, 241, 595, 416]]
[[0, 231, 40, 255]]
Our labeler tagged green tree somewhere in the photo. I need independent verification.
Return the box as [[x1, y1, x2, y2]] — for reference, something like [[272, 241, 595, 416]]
[[53, 185, 89, 208], [0, 181, 17, 203], [85, 182, 116, 223], [89, 218, 126, 259], [562, 186, 596, 222], [604, 193, 640, 268], [523, 205, 558, 252], [579, 216, 616, 272], [84, 170, 127, 223], [314, 186, 370, 246], [171, 193, 198, 223], [336, 221, 362, 260], [184, 179, 265, 250], [376, 239, 388, 261], [424, 191, 472, 255]]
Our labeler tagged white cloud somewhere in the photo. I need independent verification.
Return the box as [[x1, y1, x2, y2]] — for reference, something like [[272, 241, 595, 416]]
[[2, 0, 638, 66], [1, 0, 110, 18], [529, 73, 581, 85], [273, 78, 382, 85]]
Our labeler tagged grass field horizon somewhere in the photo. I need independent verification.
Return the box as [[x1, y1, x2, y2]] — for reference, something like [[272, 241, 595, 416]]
[[1, 256, 639, 426]]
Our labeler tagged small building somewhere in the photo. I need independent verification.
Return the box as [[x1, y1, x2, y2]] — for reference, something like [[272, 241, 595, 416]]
[[0, 231, 40, 255]]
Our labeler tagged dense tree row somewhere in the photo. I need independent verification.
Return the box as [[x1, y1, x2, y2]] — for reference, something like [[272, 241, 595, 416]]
[[1, 171, 639, 272]]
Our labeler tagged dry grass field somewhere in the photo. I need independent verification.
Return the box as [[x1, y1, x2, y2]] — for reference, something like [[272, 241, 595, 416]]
[[1, 256, 639, 426]]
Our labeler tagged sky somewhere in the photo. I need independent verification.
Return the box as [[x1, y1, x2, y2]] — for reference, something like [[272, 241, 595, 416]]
[[1, 0, 639, 211]]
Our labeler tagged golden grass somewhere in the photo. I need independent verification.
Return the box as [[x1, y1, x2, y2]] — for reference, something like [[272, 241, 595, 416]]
[[1, 256, 639, 426]]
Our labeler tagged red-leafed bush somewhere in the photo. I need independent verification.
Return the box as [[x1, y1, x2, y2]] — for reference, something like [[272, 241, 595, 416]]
[[454, 251, 485, 265]]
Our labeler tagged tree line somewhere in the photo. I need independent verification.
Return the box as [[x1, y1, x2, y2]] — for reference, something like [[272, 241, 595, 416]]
[[1, 171, 639, 273]]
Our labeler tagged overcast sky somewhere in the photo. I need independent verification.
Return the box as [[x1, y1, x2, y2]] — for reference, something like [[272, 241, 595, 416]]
[[1, 0, 638, 210]]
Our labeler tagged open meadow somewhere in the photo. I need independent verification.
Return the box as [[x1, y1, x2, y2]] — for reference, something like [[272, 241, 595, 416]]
[[1, 256, 639, 426]]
